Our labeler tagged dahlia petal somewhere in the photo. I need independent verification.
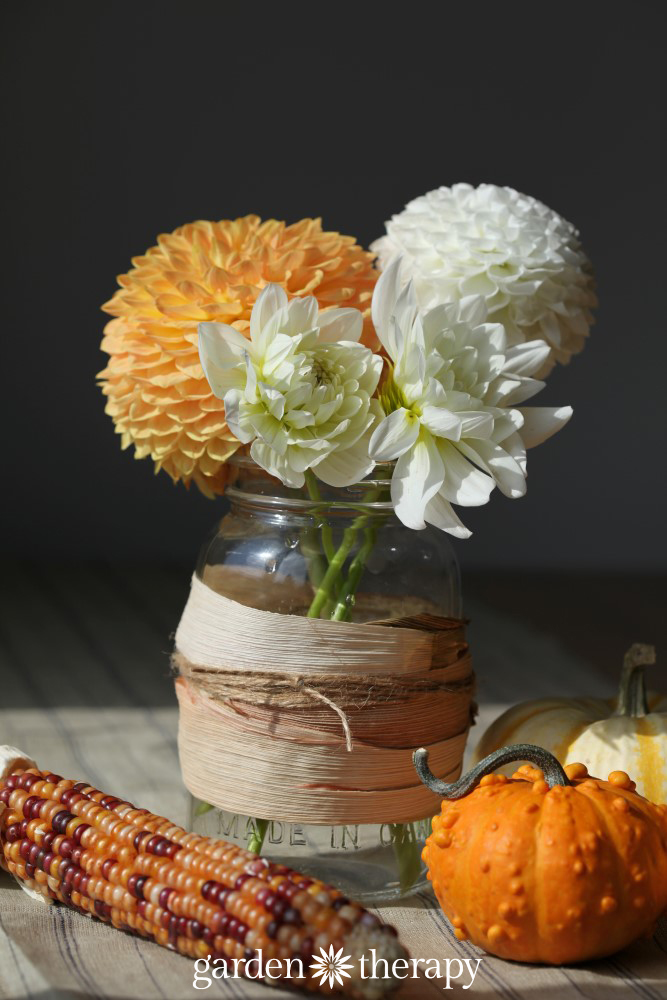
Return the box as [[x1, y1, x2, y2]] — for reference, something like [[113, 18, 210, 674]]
[[368, 408, 419, 461], [313, 434, 376, 488], [283, 295, 319, 337], [198, 452, 228, 477], [316, 283, 357, 303], [390, 430, 445, 530], [263, 333, 299, 375], [250, 284, 288, 344], [222, 390, 253, 445], [325, 417, 351, 439], [491, 411, 523, 443], [314, 397, 343, 426], [458, 439, 526, 499], [342, 355, 369, 381], [420, 405, 462, 441], [284, 409, 315, 428], [457, 296, 489, 327], [477, 322, 507, 357], [250, 440, 305, 489], [518, 405, 573, 448], [246, 412, 290, 455], [503, 340, 551, 376], [283, 433, 331, 451], [458, 410, 494, 438], [491, 375, 546, 406], [392, 282, 420, 352], [336, 395, 363, 420], [317, 308, 363, 343], [256, 307, 290, 355], [286, 446, 330, 474], [438, 441, 495, 507], [358, 353, 383, 396], [503, 430, 528, 474], [424, 492, 472, 539], [421, 377, 448, 407], [371, 257, 405, 360], [258, 384, 286, 421], [198, 322, 248, 392], [242, 351, 258, 403], [155, 296, 209, 321], [169, 452, 197, 476]]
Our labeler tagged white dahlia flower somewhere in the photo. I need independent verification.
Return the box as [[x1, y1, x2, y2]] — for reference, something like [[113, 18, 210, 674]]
[[198, 285, 382, 488], [371, 183, 596, 374], [368, 259, 573, 537]]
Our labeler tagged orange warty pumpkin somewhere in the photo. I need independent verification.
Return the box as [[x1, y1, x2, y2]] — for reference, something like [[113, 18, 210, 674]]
[[414, 744, 667, 965]]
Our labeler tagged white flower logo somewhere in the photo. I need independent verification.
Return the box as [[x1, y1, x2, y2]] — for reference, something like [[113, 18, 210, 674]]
[[309, 945, 355, 989]]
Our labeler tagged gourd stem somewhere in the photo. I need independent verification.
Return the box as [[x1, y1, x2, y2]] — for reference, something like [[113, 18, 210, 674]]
[[615, 643, 655, 718], [413, 743, 571, 799]]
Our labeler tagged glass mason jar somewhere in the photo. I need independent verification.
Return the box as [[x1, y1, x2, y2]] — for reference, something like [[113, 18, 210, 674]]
[[187, 456, 462, 903]]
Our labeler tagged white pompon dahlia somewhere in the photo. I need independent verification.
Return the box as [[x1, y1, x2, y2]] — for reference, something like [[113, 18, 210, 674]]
[[368, 259, 573, 537], [198, 285, 383, 488], [371, 183, 596, 373]]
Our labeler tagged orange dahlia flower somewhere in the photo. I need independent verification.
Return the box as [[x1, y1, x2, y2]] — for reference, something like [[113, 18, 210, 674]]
[[98, 216, 378, 496]]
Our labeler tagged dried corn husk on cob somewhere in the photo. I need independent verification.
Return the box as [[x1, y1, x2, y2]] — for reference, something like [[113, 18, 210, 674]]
[[0, 753, 407, 998]]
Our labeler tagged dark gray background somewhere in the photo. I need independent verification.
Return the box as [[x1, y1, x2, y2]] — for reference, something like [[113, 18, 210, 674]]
[[3, 4, 664, 572]]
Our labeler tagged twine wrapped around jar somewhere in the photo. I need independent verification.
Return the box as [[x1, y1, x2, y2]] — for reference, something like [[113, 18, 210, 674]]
[[174, 573, 475, 825]]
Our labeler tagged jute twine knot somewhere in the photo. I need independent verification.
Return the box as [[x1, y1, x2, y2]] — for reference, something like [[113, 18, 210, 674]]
[[292, 677, 353, 752], [173, 575, 476, 824], [172, 652, 475, 754]]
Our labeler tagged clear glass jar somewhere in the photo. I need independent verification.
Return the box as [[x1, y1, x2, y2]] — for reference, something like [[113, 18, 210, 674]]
[[187, 457, 463, 903]]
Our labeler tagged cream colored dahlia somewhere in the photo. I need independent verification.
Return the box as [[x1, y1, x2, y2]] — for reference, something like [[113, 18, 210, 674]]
[[371, 184, 597, 374], [368, 258, 573, 537], [99, 216, 378, 495], [199, 285, 382, 488]]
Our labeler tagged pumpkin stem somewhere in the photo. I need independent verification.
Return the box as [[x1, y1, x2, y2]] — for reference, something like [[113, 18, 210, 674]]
[[413, 743, 570, 799], [615, 643, 655, 718]]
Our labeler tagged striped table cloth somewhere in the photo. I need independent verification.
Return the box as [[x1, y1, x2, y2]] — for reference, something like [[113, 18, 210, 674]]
[[0, 565, 665, 998]]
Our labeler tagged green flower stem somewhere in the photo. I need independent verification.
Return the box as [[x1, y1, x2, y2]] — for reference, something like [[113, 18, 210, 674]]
[[300, 528, 338, 617], [304, 470, 335, 562], [306, 522, 360, 618], [305, 471, 390, 620], [330, 520, 377, 621], [247, 818, 269, 855], [390, 822, 423, 893], [194, 800, 214, 818], [300, 527, 328, 588]]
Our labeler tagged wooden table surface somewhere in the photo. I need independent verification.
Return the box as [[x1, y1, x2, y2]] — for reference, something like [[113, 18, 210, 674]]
[[1, 564, 665, 999]]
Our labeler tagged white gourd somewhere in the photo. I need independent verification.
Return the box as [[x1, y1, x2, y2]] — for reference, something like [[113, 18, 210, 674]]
[[475, 645, 667, 803]]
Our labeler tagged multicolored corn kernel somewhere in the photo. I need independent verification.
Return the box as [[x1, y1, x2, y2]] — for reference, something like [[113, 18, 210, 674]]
[[1, 767, 407, 996]]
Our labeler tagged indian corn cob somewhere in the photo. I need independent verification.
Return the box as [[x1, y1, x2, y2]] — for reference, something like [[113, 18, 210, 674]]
[[0, 759, 407, 998]]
